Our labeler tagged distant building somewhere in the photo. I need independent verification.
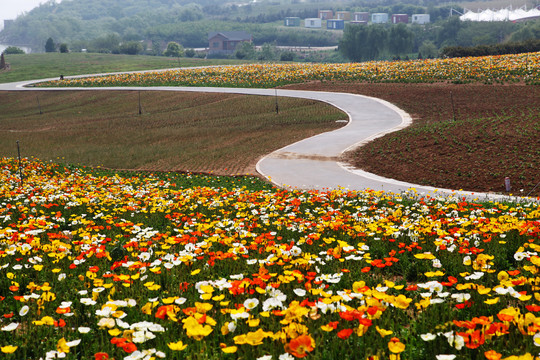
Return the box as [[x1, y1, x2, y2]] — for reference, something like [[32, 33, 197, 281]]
[[335, 11, 351, 21], [208, 31, 252, 55], [353, 12, 369, 22], [392, 14, 409, 24], [304, 18, 322, 28], [318, 10, 333, 20], [284, 17, 301, 27], [412, 14, 430, 24], [350, 21, 368, 25], [327, 19, 345, 30], [372, 13, 389, 23]]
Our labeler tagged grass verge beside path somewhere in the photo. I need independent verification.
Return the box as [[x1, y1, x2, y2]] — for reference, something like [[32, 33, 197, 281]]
[[0, 90, 346, 175], [0, 53, 250, 84]]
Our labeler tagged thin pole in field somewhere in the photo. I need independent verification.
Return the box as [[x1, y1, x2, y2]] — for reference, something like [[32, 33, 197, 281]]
[[138, 91, 142, 115], [36, 96, 43, 115], [275, 88, 279, 114]]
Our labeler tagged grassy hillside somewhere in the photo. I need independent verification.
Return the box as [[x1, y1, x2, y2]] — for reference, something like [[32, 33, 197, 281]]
[[0, 53, 249, 84]]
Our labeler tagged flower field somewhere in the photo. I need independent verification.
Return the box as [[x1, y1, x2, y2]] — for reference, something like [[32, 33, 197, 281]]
[[2, 157, 540, 360], [37, 52, 540, 88]]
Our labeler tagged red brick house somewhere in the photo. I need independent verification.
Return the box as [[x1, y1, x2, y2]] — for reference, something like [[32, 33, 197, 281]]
[[208, 31, 252, 55]]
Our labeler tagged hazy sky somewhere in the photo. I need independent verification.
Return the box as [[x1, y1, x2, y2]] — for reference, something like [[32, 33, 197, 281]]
[[1, 0, 62, 24]]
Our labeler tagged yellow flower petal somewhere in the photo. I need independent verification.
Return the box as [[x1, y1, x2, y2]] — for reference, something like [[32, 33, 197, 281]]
[[484, 297, 500, 305], [221, 346, 238, 353], [108, 328, 122, 336], [168, 340, 188, 351], [1, 345, 18, 354]]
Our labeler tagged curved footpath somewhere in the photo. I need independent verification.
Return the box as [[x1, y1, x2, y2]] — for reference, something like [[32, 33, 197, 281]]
[[0, 77, 529, 202]]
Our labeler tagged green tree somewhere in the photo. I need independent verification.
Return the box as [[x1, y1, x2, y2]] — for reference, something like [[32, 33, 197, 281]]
[[2, 46, 25, 55], [339, 24, 369, 62], [280, 51, 294, 61], [235, 41, 256, 60], [45, 37, 56, 52], [163, 42, 184, 57], [419, 40, 438, 58], [258, 43, 276, 61], [119, 41, 143, 55], [388, 23, 414, 56], [90, 33, 121, 53], [509, 21, 540, 42], [59, 43, 69, 53], [0, 53, 5, 69], [365, 25, 388, 60], [184, 48, 196, 58], [437, 16, 461, 47]]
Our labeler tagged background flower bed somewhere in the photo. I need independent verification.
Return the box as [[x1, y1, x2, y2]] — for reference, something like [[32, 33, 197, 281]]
[[37, 52, 540, 88], [1, 158, 540, 359]]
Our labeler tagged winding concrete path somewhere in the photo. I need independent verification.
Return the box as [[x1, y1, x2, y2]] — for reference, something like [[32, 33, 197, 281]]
[[0, 77, 528, 202]]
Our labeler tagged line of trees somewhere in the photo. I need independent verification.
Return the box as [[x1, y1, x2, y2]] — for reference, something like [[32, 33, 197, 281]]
[[45, 37, 69, 53], [339, 23, 414, 61], [338, 16, 533, 62], [441, 39, 540, 58]]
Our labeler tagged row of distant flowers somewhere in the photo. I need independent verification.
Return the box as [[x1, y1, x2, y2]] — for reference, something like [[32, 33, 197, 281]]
[[2, 157, 540, 360], [35, 52, 540, 88]]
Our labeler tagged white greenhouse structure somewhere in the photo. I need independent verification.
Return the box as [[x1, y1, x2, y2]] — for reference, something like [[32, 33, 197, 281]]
[[459, 7, 540, 21]]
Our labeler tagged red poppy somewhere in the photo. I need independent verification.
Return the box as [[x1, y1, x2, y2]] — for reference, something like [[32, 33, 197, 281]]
[[111, 337, 127, 346], [94, 353, 109, 360], [458, 330, 485, 349], [405, 284, 418, 291], [122, 342, 137, 353], [326, 321, 339, 329], [155, 305, 174, 319], [337, 328, 354, 339], [526, 304, 540, 312]]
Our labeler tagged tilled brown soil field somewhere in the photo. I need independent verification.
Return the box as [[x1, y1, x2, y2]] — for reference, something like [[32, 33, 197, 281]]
[[284, 82, 540, 197], [0, 91, 345, 176]]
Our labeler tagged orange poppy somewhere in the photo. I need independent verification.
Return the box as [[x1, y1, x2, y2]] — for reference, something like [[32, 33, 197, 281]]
[[285, 335, 315, 358], [484, 350, 502, 360]]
